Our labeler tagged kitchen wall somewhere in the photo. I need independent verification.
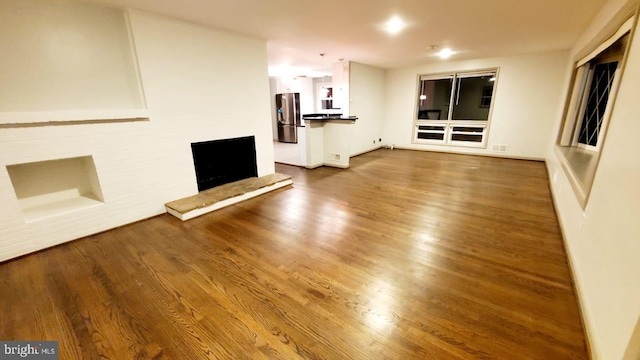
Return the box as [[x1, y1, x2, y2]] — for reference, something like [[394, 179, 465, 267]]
[[383, 50, 569, 160], [273, 77, 314, 114], [348, 62, 385, 156], [545, 0, 640, 358], [0, 4, 274, 261]]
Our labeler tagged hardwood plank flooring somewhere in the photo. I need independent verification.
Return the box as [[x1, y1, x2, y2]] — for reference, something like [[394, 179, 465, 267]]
[[0, 149, 588, 359]]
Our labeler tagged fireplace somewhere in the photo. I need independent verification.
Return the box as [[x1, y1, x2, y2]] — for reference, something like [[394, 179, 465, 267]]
[[191, 136, 258, 192]]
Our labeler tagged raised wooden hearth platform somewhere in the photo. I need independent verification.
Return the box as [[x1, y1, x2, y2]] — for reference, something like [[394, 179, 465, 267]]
[[165, 173, 292, 221]]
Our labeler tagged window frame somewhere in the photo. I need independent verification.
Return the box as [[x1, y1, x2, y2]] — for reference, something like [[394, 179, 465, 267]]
[[570, 42, 626, 152], [555, 15, 636, 208], [412, 68, 499, 149], [316, 83, 341, 113]]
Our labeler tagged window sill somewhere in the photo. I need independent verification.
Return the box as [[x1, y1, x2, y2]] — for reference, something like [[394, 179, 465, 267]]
[[416, 120, 489, 125], [554, 145, 599, 208]]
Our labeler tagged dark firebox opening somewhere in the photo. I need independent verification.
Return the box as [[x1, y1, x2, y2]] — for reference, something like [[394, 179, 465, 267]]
[[191, 136, 258, 192]]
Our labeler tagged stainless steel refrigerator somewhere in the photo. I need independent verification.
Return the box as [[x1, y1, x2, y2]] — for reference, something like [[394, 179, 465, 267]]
[[275, 93, 301, 143]]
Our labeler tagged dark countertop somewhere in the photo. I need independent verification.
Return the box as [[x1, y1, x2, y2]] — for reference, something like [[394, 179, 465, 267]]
[[302, 114, 358, 121]]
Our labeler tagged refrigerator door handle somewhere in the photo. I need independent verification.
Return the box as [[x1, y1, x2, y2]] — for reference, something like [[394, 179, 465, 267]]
[[292, 97, 297, 125]]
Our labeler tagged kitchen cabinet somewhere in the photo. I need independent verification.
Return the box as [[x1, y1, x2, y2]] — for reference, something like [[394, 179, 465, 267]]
[[276, 77, 311, 94]]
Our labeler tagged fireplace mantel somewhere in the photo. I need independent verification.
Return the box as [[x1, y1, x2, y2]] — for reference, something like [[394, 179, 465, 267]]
[[0, 109, 150, 126]]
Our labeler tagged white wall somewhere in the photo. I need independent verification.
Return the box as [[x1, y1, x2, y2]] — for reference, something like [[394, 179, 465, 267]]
[[332, 62, 350, 116], [297, 78, 315, 116], [349, 62, 386, 156], [269, 78, 278, 140], [545, 0, 640, 358], [0, 6, 274, 261], [383, 51, 569, 160], [303, 121, 324, 168], [321, 121, 353, 168]]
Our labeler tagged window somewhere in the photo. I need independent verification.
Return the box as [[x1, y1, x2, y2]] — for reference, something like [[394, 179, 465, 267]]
[[413, 69, 497, 147], [556, 17, 633, 207], [576, 61, 619, 147], [316, 83, 341, 113], [563, 32, 629, 152], [321, 86, 334, 110]]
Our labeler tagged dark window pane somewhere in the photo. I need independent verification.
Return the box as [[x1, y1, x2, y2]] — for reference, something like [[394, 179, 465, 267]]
[[417, 78, 452, 119], [480, 86, 493, 107], [452, 75, 495, 120], [321, 99, 333, 109], [451, 127, 484, 133], [451, 134, 483, 142], [578, 61, 618, 146], [418, 125, 445, 131], [417, 132, 444, 140], [326, 87, 333, 98]]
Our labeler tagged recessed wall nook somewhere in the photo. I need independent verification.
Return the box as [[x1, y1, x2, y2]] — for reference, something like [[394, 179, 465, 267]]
[[7, 156, 104, 222], [0, 0, 148, 126]]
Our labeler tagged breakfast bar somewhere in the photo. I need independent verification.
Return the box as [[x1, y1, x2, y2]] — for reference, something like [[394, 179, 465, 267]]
[[301, 114, 358, 169]]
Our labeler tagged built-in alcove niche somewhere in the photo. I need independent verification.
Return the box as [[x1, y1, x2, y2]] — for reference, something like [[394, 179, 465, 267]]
[[0, 0, 149, 125], [7, 156, 104, 222]]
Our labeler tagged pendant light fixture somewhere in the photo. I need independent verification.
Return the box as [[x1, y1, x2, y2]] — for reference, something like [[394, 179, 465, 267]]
[[320, 53, 330, 98]]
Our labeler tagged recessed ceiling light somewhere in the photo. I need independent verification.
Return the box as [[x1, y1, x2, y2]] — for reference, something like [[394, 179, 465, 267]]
[[437, 48, 454, 59], [385, 17, 405, 34]]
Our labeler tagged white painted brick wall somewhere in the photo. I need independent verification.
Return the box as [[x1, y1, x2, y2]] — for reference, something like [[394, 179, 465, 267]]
[[0, 9, 275, 261]]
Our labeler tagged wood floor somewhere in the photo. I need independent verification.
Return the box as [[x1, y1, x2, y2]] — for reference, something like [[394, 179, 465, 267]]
[[0, 149, 588, 359]]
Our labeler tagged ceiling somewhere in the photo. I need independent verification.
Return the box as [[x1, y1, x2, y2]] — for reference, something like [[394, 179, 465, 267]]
[[87, 0, 608, 77]]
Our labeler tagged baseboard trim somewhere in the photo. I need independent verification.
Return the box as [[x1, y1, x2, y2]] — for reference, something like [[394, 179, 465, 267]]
[[390, 145, 545, 162], [305, 162, 350, 169], [350, 145, 384, 158], [305, 162, 324, 169], [322, 162, 349, 169]]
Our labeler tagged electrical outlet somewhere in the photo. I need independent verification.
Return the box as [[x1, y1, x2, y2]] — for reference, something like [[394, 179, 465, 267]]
[[331, 153, 341, 160], [491, 144, 508, 152]]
